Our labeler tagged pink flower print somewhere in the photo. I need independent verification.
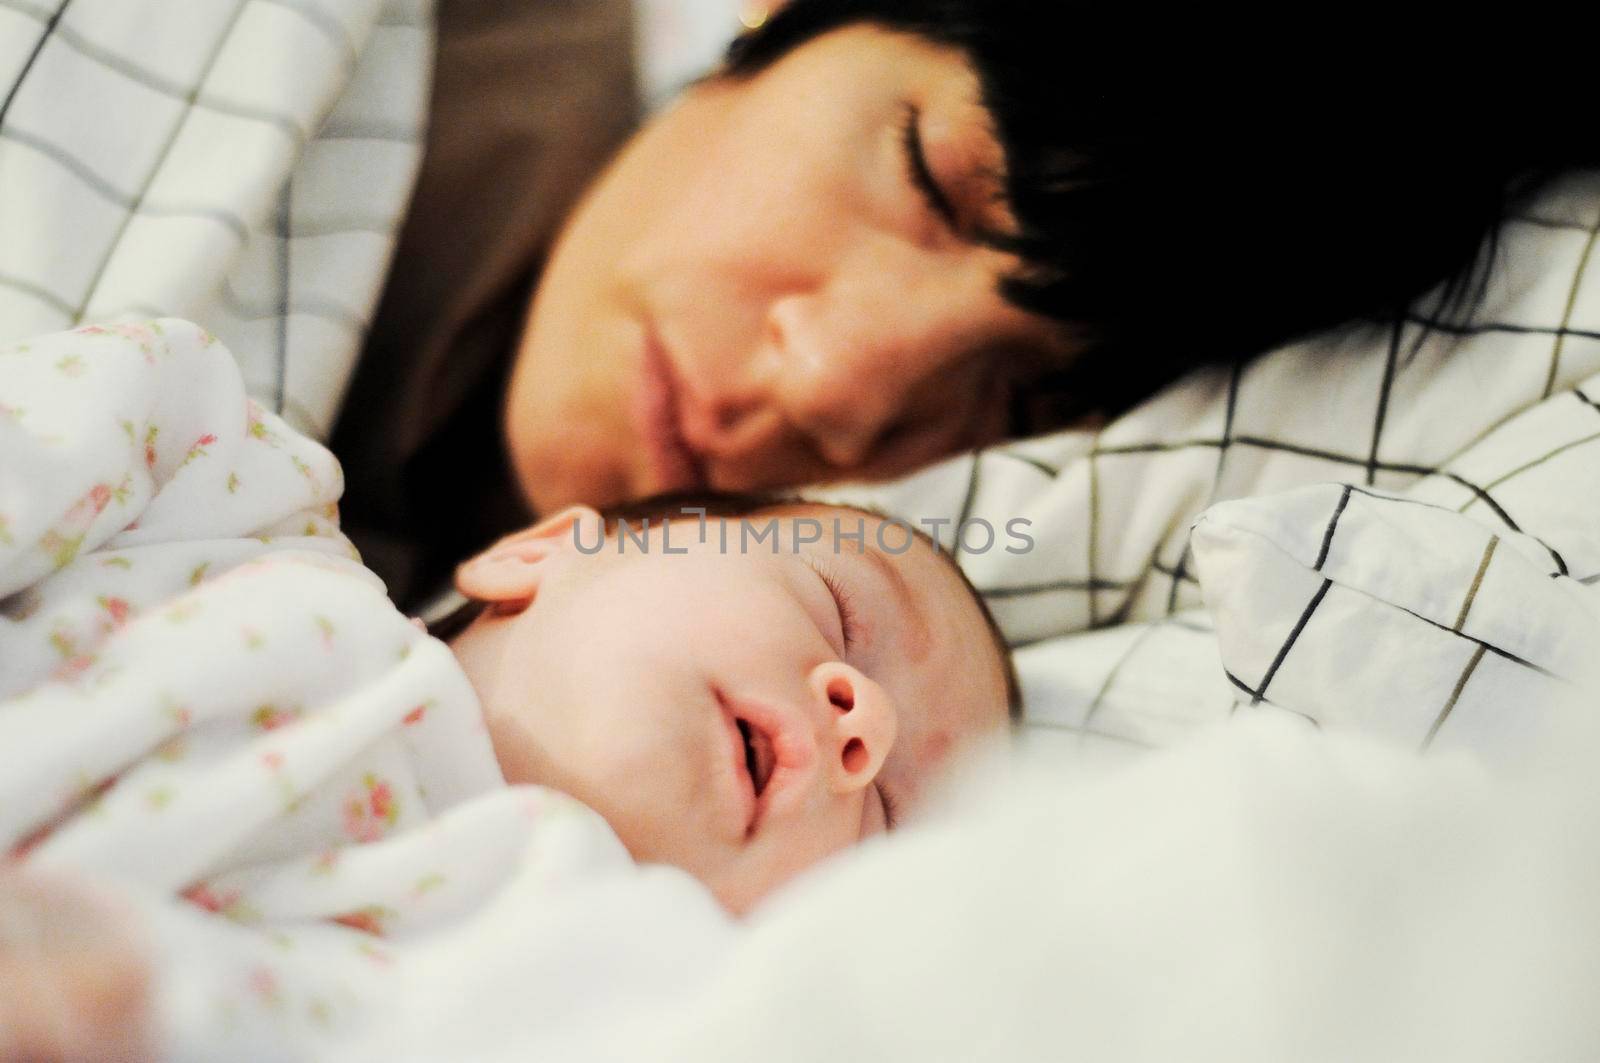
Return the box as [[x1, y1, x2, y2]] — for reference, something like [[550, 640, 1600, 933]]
[[246, 402, 270, 440], [260, 750, 285, 772], [39, 530, 84, 569], [75, 325, 108, 336], [182, 883, 236, 913], [342, 774, 399, 843], [331, 905, 394, 937], [370, 781, 395, 823], [182, 883, 257, 924], [106, 322, 158, 361], [165, 701, 192, 729], [248, 966, 282, 1008], [250, 704, 301, 731], [143, 425, 159, 469], [97, 595, 130, 629], [402, 704, 427, 726], [179, 433, 217, 469], [88, 483, 111, 514]]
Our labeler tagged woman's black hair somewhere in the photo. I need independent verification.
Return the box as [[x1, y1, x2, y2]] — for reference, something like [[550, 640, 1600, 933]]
[[726, 4, 1598, 418]]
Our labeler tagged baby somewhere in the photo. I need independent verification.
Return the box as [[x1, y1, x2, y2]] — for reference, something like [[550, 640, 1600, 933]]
[[0, 320, 1013, 1056], [441, 492, 1017, 913]]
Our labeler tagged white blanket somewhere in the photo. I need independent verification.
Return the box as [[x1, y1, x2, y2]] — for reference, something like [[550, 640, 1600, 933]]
[[5, 323, 1600, 1059]]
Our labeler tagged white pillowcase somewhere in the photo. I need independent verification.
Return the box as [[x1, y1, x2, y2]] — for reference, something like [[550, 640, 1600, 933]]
[[1191, 371, 1600, 765]]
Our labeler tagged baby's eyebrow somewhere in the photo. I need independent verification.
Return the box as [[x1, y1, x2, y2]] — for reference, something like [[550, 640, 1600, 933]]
[[848, 547, 932, 663]]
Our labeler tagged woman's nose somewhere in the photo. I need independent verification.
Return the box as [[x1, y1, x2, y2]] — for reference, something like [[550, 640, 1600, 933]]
[[807, 662, 896, 794], [762, 289, 924, 469]]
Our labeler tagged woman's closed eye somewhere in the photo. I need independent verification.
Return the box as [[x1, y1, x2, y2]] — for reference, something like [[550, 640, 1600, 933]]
[[899, 102, 959, 231]]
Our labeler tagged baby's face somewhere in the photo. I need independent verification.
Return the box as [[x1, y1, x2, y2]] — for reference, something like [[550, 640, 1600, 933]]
[[450, 503, 1010, 913]]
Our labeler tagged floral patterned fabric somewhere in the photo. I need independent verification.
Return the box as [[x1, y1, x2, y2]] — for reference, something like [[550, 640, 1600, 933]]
[[0, 320, 675, 1057]]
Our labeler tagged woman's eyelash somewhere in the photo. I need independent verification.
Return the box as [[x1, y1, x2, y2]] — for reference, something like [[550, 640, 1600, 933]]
[[806, 558, 860, 651], [899, 102, 959, 229]]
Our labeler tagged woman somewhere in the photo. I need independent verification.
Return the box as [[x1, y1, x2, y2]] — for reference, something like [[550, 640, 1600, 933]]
[[338, 1, 1592, 602]]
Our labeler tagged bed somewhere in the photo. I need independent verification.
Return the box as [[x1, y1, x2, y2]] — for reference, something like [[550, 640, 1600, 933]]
[[4, 3, 1600, 1058]]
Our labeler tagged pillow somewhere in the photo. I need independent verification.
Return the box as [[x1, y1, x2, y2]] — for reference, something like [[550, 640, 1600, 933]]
[[1190, 368, 1600, 764]]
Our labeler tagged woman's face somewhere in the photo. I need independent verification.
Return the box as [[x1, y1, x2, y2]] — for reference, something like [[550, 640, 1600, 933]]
[[506, 23, 1075, 514]]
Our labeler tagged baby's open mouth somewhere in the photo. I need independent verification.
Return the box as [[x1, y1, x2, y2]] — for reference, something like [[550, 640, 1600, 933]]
[[736, 717, 775, 801]]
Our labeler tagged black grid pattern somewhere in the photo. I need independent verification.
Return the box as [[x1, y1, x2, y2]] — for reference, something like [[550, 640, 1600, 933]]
[[0, 0, 430, 440], [819, 173, 1600, 754], [1193, 479, 1587, 757]]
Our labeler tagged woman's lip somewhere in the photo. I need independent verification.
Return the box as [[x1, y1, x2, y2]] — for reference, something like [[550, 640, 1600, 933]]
[[634, 327, 707, 493]]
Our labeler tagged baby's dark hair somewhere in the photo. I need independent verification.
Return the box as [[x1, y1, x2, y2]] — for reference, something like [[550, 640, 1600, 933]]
[[436, 490, 1023, 721]]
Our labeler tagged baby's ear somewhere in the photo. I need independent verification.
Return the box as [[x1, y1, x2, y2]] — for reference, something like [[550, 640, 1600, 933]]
[[455, 505, 604, 605]]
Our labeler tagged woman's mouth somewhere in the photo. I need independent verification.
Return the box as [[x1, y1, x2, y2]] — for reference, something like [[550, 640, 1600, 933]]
[[635, 327, 707, 493]]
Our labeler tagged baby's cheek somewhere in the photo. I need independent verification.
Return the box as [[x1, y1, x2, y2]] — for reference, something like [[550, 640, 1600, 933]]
[[922, 728, 953, 765]]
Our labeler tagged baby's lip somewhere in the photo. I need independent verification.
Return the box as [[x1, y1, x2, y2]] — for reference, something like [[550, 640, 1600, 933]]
[[715, 686, 815, 839], [717, 689, 758, 837]]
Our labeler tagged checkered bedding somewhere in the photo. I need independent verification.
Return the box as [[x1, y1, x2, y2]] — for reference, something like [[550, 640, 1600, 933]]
[[0, 0, 431, 441], [821, 170, 1600, 761]]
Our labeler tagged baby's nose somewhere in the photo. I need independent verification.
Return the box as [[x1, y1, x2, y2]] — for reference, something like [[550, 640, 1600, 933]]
[[807, 662, 896, 794]]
